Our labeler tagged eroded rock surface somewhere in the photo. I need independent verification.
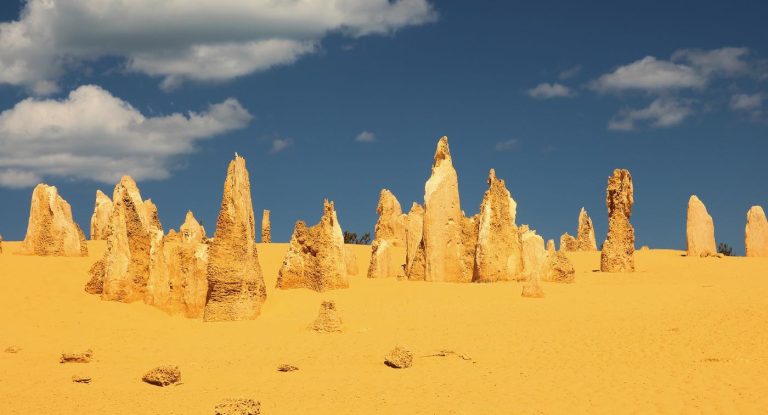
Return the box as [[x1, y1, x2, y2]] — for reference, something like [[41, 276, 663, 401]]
[[404, 203, 424, 274], [686, 195, 716, 257], [261, 209, 271, 243], [309, 300, 343, 333], [559, 232, 578, 252], [577, 208, 598, 251], [90, 190, 113, 240], [276, 200, 349, 291], [19, 184, 88, 257], [600, 169, 635, 272], [368, 189, 406, 278], [745, 206, 768, 257]]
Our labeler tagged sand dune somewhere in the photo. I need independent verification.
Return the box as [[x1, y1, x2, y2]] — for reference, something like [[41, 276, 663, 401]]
[[1, 241, 768, 414]]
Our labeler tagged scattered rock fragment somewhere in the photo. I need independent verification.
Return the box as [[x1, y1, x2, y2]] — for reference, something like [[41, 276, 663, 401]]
[[60, 349, 93, 363], [309, 300, 343, 333], [384, 346, 413, 369], [277, 364, 299, 372], [142, 365, 181, 386], [72, 375, 92, 384], [214, 398, 261, 415], [4, 345, 21, 353]]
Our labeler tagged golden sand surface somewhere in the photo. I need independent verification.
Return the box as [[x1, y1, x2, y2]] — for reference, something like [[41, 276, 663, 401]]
[[1, 241, 767, 414]]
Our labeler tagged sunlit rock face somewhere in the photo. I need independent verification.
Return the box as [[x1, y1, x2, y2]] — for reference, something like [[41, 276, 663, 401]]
[[276, 200, 349, 292], [19, 183, 88, 257], [686, 195, 716, 257], [576, 208, 597, 251], [90, 190, 113, 241], [745, 206, 768, 257], [367, 189, 407, 279], [600, 169, 635, 273]]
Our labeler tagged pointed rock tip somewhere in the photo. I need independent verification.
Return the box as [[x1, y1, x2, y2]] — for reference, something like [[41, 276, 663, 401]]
[[433, 136, 452, 165]]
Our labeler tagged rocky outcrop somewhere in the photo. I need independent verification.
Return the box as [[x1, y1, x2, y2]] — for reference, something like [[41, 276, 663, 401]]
[[368, 190, 407, 278], [18, 184, 88, 257], [521, 229, 547, 283], [577, 208, 598, 251], [90, 190, 113, 240], [745, 206, 768, 257], [559, 232, 578, 252], [600, 169, 635, 272], [203, 155, 267, 322], [546, 239, 556, 252], [473, 169, 523, 282], [461, 213, 479, 279], [143, 200, 163, 233], [261, 209, 271, 243], [178, 210, 206, 243], [686, 195, 716, 257], [543, 251, 575, 283], [309, 300, 343, 333], [276, 200, 349, 291], [416, 137, 468, 282], [404, 203, 424, 274]]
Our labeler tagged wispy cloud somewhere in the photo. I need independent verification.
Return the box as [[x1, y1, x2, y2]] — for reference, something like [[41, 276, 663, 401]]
[[608, 98, 693, 131], [270, 137, 293, 154], [494, 139, 520, 151], [527, 83, 574, 99], [0, 85, 252, 188], [355, 131, 376, 142], [558, 65, 583, 80]]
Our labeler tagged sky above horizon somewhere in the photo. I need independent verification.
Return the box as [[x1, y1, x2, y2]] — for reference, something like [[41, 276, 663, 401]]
[[0, 0, 766, 253]]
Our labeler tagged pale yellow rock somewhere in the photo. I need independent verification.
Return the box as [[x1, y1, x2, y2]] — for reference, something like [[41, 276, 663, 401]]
[[473, 169, 523, 282], [261, 209, 271, 243], [90, 190, 113, 240], [461, 213, 479, 281], [521, 229, 547, 283], [686, 195, 716, 257], [344, 245, 359, 276], [179, 211, 206, 244], [421, 137, 468, 282], [143, 199, 163, 232], [745, 206, 768, 257], [404, 203, 424, 275], [276, 200, 349, 292], [367, 190, 407, 278], [203, 155, 267, 321], [577, 208, 598, 251], [600, 169, 635, 272], [543, 251, 575, 283], [18, 184, 88, 257], [546, 239, 556, 252], [559, 232, 578, 252]]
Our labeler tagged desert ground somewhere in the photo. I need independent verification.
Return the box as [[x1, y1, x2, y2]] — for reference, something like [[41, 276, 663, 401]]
[[2, 241, 767, 414]]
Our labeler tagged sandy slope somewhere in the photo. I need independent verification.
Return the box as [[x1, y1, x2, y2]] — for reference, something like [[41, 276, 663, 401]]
[[1, 241, 767, 414]]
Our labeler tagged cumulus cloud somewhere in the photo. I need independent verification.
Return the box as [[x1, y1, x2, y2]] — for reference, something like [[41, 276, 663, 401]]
[[270, 138, 293, 154], [0, 85, 252, 187], [527, 83, 574, 99], [730, 93, 763, 111], [494, 139, 520, 151], [608, 98, 693, 131], [0, 0, 437, 92], [355, 131, 376, 142]]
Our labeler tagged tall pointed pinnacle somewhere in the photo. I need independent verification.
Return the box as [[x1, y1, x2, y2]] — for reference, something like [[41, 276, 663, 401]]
[[686, 195, 716, 257], [600, 168, 635, 272], [203, 154, 266, 322], [576, 207, 597, 251]]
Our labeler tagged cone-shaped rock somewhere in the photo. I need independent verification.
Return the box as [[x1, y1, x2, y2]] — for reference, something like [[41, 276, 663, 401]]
[[577, 208, 598, 251], [745, 206, 768, 257], [473, 169, 523, 282], [686, 195, 716, 257], [543, 251, 575, 283], [600, 169, 635, 272], [546, 239, 556, 252], [521, 228, 547, 283], [179, 211, 206, 243], [261, 209, 271, 243], [367, 189, 406, 278], [90, 190, 113, 240], [404, 203, 424, 276], [143, 199, 163, 232], [203, 155, 267, 321], [276, 200, 349, 291], [421, 137, 468, 282], [19, 184, 87, 257], [559, 233, 578, 252]]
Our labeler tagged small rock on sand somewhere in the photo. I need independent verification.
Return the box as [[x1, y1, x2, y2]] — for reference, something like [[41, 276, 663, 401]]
[[72, 375, 92, 384], [60, 349, 93, 363], [142, 365, 181, 386], [384, 346, 413, 369], [277, 364, 298, 372], [4, 346, 22, 353], [214, 398, 261, 415]]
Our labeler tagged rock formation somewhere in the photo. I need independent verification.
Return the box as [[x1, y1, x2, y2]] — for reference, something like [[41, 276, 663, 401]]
[[384, 346, 413, 369], [686, 195, 716, 257], [745, 206, 768, 257], [214, 398, 261, 415], [165, 229, 180, 242], [576, 208, 598, 251], [178, 210, 206, 243], [18, 184, 88, 257], [543, 251, 575, 283], [344, 246, 359, 276], [90, 190, 113, 240], [559, 232, 578, 252], [367, 189, 407, 278], [142, 365, 181, 387], [473, 169, 523, 282], [261, 209, 271, 243], [203, 155, 267, 321], [546, 239, 556, 252], [600, 169, 635, 272], [404, 203, 424, 274], [0, 234, 3, 254], [276, 200, 349, 291], [412, 137, 469, 282], [143, 200, 163, 232], [461, 213, 479, 279], [309, 300, 343, 333], [521, 229, 547, 283]]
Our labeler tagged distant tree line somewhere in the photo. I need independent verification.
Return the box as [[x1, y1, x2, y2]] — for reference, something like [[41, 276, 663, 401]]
[[344, 231, 371, 245]]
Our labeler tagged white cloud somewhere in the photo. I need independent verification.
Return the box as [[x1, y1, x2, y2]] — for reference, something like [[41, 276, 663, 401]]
[[494, 139, 520, 151], [558, 65, 582, 80], [608, 98, 693, 131], [672, 47, 750, 77], [270, 138, 293, 154], [730, 93, 763, 111], [0, 85, 251, 187], [0, 0, 437, 92], [527, 82, 574, 99], [591, 56, 705, 93], [355, 131, 376, 142]]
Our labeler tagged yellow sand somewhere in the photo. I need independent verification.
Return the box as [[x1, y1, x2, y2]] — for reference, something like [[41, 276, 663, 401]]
[[1, 241, 767, 414]]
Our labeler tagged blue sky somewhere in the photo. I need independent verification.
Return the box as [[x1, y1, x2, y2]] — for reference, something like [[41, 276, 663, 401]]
[[0, 0, 766, 253]]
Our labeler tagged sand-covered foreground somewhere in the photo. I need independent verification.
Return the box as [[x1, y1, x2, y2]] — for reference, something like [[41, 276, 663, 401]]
[[1, 241, 767, 414]]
